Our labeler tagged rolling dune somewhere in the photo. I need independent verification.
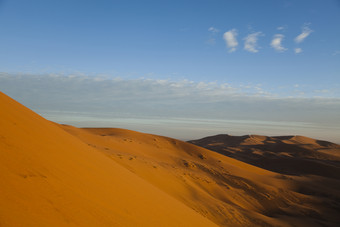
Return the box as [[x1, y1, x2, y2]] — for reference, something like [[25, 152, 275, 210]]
[[61, 127, 340, 227], [1, 91, 339, 226]]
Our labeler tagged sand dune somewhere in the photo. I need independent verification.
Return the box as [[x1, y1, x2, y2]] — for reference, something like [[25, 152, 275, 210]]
[[1, 91, 340, 226], [189, 134, 340, 178], [0, 91, 216, 226], [59, 127, 340, 227]]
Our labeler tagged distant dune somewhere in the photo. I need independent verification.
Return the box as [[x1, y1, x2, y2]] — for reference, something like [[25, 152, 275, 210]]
[[189, 134, 340, 178], [1, 91, 340, 226]]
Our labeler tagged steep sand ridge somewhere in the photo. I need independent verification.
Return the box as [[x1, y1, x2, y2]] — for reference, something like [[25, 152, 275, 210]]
[[0, 91, 217, 226]]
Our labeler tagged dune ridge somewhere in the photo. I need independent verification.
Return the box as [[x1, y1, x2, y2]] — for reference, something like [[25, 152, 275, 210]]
[[1, 91, 340, 226]]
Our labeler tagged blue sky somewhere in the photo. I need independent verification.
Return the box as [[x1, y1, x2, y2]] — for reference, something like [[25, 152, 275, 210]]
[[1, 0, 339, 86], [0, 0, 340, 142]]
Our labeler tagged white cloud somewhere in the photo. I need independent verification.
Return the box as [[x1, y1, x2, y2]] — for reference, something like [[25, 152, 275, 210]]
[[294, 48, 302, 54], [270, 34, 287, 52], [243, 32, 263, 53], [277, 26, 285, 31], [223, 29, 238, 52], [295, 24, 313, 43]]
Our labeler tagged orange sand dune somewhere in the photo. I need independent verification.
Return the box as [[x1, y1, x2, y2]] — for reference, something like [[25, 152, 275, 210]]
[[1, 91, 340, 227], [61, 127, 340, 226], [0, 91, 217, 226]]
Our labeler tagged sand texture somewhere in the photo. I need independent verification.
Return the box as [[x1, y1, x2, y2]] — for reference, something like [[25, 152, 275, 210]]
[[1, 91, 340, 226]]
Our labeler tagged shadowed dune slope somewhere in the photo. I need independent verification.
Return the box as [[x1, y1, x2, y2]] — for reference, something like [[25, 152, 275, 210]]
[[189, 134, 340, 178], [0, 91, 217, 227]]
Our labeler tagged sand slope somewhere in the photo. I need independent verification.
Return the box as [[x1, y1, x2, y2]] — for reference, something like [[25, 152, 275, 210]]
[[188, 134, 340, 226], [0, 91, 217, 226], [62, 127, 340, 226], [1, 91, 340, 227]]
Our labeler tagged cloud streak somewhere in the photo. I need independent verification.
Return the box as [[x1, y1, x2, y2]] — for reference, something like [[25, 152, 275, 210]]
[[276, 26, 286, 31], [0, 73, 338, 117], [271, 34, 287, 52], [223, 29, 238, 52], [244, 32, 263, 53], [295, 24, 313, 43]]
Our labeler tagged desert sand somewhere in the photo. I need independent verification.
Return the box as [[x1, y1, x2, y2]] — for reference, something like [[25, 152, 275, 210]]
[[0, 91, 216, 226], [1, 91, 339, 226]]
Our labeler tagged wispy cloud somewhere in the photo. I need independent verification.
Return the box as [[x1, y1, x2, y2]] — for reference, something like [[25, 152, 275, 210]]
[[243, 32, 263, 53], [295, 24, 313, 43], [206, 38, 216, 45], [277, 26, 286, 31], [208, 27, 219, 34], [207, 27, 220, 45], [270, 34, 287, 52], [332, 50, 340, 56], [223, 29, 238, 52], [294, 48, 302, 54]]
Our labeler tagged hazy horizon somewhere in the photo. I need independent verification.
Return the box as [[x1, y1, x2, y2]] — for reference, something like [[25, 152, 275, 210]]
[[1, 73, 339, 144]]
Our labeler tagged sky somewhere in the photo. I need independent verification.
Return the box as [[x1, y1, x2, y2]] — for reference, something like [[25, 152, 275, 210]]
[[0, 0, 340, 142]]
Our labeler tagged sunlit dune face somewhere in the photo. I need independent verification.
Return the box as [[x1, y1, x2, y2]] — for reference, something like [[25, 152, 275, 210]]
[[0, 92, 217, 227]]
